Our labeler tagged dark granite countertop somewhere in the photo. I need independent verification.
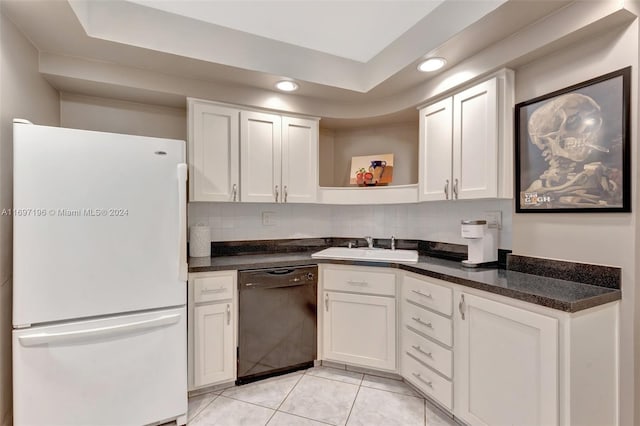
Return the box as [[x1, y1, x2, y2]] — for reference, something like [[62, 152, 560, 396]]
[[188, 252, 621, 313]]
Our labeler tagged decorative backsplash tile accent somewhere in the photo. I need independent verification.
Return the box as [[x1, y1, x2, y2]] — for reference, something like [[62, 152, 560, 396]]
[[507, 254, 621, 289]]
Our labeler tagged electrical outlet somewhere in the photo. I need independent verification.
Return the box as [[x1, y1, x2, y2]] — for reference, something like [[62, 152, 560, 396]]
[[484, 211, 502, 229], [262, 211, 276, 226]]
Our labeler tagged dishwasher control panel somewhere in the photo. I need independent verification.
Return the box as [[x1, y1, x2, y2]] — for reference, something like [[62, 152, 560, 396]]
[[239, 266, 318, 289]]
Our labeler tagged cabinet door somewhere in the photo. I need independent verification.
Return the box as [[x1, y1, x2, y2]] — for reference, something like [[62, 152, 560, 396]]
[[240, 111, 282, 202], [188, 101, 240, 202], [455, 292, 558, 426], [194, 303, 234, 387], [419, 97, 453, 201], [323, 292, 396, 370], [452, 78, 498, 199], [281, 116, 318, 203]]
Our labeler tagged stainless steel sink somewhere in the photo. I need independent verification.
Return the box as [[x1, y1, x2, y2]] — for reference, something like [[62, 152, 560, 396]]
[[311, 247, 419, 263]]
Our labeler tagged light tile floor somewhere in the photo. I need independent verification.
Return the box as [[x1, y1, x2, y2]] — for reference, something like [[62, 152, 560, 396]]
[[187, 366, 459, 426]]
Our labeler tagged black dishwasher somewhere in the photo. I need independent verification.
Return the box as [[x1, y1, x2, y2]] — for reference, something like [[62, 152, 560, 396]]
[[237, 265, 317, 385]]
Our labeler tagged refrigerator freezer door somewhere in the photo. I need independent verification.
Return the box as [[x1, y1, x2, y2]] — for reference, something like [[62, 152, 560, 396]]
[[13, 307, 188, 426], [13, 123, 187, 326]]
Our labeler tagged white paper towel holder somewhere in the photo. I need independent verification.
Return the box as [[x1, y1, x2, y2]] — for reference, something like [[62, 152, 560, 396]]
[[189, 224, 211, 258]]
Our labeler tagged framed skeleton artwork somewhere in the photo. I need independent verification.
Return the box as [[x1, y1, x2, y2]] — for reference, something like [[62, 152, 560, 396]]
[[515, 67, 631, 213]]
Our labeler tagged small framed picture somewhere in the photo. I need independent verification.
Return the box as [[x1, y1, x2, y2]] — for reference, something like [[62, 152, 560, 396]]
[[349, 153, 394, 186], [515, 67, 631, 213]]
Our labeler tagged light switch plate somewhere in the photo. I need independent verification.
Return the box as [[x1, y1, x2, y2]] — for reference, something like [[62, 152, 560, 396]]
[[262, 211, 276, 226], [484, 211, 502, 229]]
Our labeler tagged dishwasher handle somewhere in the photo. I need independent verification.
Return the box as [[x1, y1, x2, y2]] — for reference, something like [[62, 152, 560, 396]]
[[243, 280, 314, 290], [266, 269, 296, 275]]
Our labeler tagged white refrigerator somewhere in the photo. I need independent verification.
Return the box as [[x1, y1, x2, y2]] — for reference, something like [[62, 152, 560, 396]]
[[12, 120, 189, 426]]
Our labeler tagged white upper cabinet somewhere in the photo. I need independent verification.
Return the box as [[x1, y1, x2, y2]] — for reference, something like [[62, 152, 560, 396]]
[[282, 116, 318, 203], [188, 100, 240, 202], [188, 99, 318, 203], [419, 69, 513, 201], [419, 97, 453, 201], [241, 111, 318, 203], [452, 79, 498, 199], [240, 111, 282, 203]]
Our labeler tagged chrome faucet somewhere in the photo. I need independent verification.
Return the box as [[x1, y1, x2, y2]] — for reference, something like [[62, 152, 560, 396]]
[[391, 236, 396, 251], [365, 236, 374, 249]]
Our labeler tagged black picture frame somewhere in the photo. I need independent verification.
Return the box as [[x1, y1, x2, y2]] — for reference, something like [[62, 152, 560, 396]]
[[515, 66, 631, 213]]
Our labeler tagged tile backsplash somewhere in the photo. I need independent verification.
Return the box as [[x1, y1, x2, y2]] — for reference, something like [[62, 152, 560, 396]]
[[188, 199, 513, 249]]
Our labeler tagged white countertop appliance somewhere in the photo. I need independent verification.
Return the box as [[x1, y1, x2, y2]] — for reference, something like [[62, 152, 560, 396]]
[[460, 219, 497, 266], [12, 120, 188, 426]]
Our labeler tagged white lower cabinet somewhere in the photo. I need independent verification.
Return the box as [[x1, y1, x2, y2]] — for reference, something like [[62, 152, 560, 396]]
[[194, 302, 234, 387], [188, 271, 237, 390], [454, 291, 558, 426], [400, 274, 454, 410], [397, 271, 618, 426], [323, 291, 396, 370], [321, 265, 396, 371]]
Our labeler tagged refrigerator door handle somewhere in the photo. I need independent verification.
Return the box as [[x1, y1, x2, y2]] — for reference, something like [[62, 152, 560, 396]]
[[17, 313, 181, 346], [177, 163, 188, 282]]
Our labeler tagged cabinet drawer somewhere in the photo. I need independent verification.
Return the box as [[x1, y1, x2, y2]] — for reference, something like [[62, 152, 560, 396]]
[[402, 302, 452, 347], [194, 274, 234, 303], [324, 266, 395, 296], [403, 275, 452, 316], [403, 351, 452, 410], [402, 327, 452, 379]]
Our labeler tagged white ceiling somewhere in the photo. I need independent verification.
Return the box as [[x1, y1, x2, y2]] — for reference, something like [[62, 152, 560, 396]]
[[65, 0, 511, 93], [1, 0, 590, 124], [126, 0, 446, 63]]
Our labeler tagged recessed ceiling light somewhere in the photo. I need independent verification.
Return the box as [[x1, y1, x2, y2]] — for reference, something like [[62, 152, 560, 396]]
[[417, 57, 447, 73], [275, 80, 299, 92]]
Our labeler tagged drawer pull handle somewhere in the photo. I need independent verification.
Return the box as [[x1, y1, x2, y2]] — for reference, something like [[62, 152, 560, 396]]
[[412, 317, 433, 328], [202, 287, 226, 294], [226, 304, 230, 325], [325, 293, 329, 312], [411, 289, 432, 299], [411, 345, 433, 358], [412, 372, 433, 388], [347, 280, 368, 286]]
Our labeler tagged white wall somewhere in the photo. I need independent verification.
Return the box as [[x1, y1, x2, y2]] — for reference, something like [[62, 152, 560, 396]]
[[318, 128, 335, 187], [0, 8, 60, 426], [188, 199, 512, 249], [512, 22, 638, 426], [60, 92, 186, 140]]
